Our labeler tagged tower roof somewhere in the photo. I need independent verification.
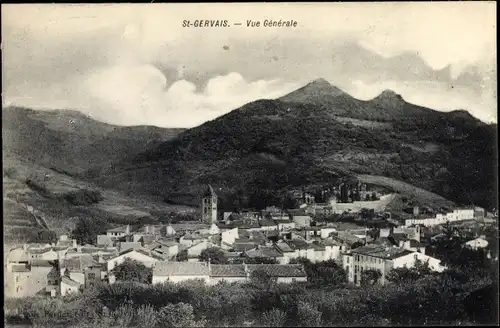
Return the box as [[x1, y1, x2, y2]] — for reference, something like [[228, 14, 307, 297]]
[[203, 185, 217, 197]]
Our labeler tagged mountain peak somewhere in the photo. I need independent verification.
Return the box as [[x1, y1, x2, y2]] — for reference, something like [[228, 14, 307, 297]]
[[374, 89, 404, 101], [279, 78, 346, 103]]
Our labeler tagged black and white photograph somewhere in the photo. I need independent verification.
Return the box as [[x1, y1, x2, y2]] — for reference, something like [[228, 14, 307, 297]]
[[2, 2, 498, 327]]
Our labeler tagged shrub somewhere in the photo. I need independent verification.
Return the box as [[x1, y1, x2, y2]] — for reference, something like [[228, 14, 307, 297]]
[[261, 308, 287, 327]]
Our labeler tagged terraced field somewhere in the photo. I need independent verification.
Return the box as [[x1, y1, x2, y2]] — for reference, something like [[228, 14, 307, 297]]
[[3, 156, 196, 244]]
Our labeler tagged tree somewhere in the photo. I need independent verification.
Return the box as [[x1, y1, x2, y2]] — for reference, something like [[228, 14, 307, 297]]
[[250, 269, 273, 288], [28, 229, 57, 244], [370, 192, 378, 201], [112, 259, 152, 284], [157, 303, 206, 328], [71, 217, 110, 245], [261, 308, 287, 327], [385, 258, 433, 284], [296, 301, 322, 327], [199, 247, 228, 264], [360, 269, 382, 286], [176, 249, 188, 262]]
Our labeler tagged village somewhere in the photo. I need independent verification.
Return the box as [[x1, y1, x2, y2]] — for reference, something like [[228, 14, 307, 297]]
[[4, 183, 498, 298]]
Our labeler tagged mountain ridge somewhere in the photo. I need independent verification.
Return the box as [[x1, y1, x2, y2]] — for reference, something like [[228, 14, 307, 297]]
[[89, 78, 497, 210]]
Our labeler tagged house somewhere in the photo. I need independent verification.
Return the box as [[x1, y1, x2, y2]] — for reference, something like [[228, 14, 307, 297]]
[[243, 246, 284, 263], [60, 275, 82, 296], [5, 261, 59, 298], [6, 248, 29, 264], [343, 245, 446, 286], [96, 235, 115, 247], [152, 262, 210, 284], [259, 218, 278, 231], [56, 235, 77, 248], [118, 242, 143, 253], [152, 262, 308, 285], [221, 227, 239, 246], [179, 233, 207, 247], [106, 248, 160, 272], [150, 239, 179, 260], [287, 239, 316, 262], [293, 215, 312, 228], [186, 240, 210, 262], [106, 225, 131, 238], [401, 239, 426, 254], [208, 264, 248, 285], [29, 248, 58, 262], [273, 219, 296, 231], [465, 237, 489, 250]]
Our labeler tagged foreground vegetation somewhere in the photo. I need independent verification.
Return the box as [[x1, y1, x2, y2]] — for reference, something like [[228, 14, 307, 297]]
[[6, 238, 498, 328]]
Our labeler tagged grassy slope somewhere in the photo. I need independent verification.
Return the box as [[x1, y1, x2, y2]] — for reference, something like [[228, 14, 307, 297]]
[[3, 155, 195, 244]]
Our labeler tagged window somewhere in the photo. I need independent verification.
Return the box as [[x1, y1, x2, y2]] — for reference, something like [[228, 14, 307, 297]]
[[346, 257, 350, 264], [88, 273, 96, 280]]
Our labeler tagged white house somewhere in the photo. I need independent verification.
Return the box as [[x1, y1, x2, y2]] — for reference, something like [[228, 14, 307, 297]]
[[106, 249, 160, 272], [106, 225, 130, 238], [186, 240, 210, 261], [221, 228, 239, 246], [152, 262, 210, 284], [343, 245, 446, 286], [60, 276, 82, 296]]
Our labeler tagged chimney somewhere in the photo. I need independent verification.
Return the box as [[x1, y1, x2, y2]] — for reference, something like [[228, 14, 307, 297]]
[[23, 244, 28, 252], [72, 239, 77, 248], [125, 225, 130, 235]]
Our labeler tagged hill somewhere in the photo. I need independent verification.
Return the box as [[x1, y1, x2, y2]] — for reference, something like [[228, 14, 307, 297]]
[[2, 107, 185, 175], [91, 79, 497, 210], [3, 155, 193, 246]]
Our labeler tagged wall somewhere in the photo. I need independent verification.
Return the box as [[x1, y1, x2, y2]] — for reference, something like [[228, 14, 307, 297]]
[[5, 266, 52, 298], [329, 194, 396, 214], [152, 275, 210, 284], [187, 241, 209, 258], [392, 252, 446, 273], [221, 228, 239, 245], [60, 280, 80, 296], [276, 277, 307, 283], [207, 277, 247, 285]]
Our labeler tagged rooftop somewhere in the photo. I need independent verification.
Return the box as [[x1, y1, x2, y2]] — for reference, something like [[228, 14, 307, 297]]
[[153, 262, 210, 276], [351, 245, 413, 260], [245, 247, 283, 258], [203, 185, 217, 198], [210, 264, 247, 277], [246, 264, 307, 277]]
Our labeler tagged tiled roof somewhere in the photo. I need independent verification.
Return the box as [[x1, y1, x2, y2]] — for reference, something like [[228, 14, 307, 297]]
[[11, 264, 30, 272], [156, 239, 179, 248], [153, 262, 210, 276], [232, 243, 258, 253], [138, 235, 156, 245], [275, 242, 294, 253], [259, 219, 277, 227], [210, 264, 247, 277], [287, 239, 311, 250], [119, 242, 143, 252], [310, 242, 326, 251], [29, 248, 55, 255], [351, 245, 413, 260], [246, 264, 307, 277], [107, 226, 129, 233], [409, 240, 424, 247], [61, 276, 81, 287], [61, 254, 97, 271], [30, 259, 57, 267], [273, 219, 294, 224], [321, 238, 342, 247], [245, 247, 283, 258]]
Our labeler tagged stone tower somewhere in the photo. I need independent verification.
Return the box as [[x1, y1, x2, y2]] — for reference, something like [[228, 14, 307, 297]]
[[201, 185, 218, 224]]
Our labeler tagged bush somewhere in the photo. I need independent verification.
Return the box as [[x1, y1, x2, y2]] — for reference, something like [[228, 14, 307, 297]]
[[64, 189, 104, 206], [113, 259, 153, 284], [262, 308, 287, 327]]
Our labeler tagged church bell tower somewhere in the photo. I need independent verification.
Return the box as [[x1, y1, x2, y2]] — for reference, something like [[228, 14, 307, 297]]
[[201, 185, 218, 224]]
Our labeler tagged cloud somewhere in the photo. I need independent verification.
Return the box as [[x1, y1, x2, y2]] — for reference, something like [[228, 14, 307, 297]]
[[347, 80, 497, 123], [77, 67, 299, 127], [1, 3, 496, 126]]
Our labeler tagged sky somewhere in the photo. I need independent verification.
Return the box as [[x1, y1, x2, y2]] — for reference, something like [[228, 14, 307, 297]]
[[2, 3, 497, 127]]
